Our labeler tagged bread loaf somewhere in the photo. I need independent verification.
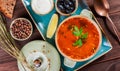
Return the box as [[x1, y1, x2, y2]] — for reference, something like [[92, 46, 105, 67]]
[[0, 0, 16, 18]]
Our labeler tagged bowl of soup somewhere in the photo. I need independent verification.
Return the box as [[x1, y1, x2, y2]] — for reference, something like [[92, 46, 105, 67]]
[[55, 15, 102, 61]]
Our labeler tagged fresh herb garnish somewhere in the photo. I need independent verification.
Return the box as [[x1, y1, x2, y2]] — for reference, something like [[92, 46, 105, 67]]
[[73, 39, 83, 47], [72, 26, 88, 47], [73, 26, 83, 36], [81, 33, 88, 39]]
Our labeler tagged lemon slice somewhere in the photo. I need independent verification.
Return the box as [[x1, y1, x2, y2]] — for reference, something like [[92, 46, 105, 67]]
[[46, 14, 58, 38]]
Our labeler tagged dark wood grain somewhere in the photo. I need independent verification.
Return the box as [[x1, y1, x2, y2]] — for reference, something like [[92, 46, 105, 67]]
[[0, 0, 43, 71], [0, 0, 120, 71]]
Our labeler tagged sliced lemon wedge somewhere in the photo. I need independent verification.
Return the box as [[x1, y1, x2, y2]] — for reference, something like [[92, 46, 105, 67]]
[[46, 14, 58, 38]]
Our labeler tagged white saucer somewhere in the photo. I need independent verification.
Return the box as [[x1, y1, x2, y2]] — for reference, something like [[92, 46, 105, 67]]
[[17, 40, 61, 71]]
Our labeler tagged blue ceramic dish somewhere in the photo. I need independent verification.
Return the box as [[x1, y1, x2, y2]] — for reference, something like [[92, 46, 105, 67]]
[[21, 0, 112, 70]]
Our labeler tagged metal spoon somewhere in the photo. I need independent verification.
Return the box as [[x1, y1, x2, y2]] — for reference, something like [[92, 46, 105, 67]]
[[94, 0, 120, 43]]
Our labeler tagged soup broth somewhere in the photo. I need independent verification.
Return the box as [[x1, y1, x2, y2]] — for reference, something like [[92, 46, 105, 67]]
[[56, 17, 100, 60]]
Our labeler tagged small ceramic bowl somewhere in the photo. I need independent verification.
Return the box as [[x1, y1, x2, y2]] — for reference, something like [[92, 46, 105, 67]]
[[55, 15, 102, 62], [10, 18, 33, 41], [31, 0, 54, 15], [55, 0, 78, 16]]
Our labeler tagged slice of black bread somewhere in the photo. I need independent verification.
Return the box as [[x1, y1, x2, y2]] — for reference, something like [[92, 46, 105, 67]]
[[0, 0, 16, 18]]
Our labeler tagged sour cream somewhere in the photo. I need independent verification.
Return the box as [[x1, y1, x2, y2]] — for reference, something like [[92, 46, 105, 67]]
[[31, 0, 54, 15]]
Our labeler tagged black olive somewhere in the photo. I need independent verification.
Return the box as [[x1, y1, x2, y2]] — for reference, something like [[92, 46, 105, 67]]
[[64, 4, 71, 9], [57, 4, 66, 13], [69, 9, 74, 13], [57, 2, 65, 10], [59, 1, 64, 5], [65, 9, 71, 13], [65, 0, 74, 6], [70, 7, 75, 11], [59, 5, 64, 10], [69, 0, 74, 6], [64, 0, 70, 6]]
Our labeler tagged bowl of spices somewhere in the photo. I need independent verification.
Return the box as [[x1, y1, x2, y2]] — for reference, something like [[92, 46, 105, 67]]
[[55, 0, 78, 16], [10, 18, 33, 41]]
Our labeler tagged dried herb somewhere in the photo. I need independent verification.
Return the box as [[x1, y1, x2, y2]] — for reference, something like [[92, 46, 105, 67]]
[[0, 15, 34, 71]]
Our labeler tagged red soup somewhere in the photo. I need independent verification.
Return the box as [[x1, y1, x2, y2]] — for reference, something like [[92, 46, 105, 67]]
[[55, 16, 101, 61]]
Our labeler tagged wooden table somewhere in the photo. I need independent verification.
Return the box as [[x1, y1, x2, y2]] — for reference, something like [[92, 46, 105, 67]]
[[0, 0, 120, 71]]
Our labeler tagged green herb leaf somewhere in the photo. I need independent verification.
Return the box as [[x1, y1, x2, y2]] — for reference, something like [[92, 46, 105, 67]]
[[73, 39, 83, 47], [81, 33, 88, 39], [72, 26, 88, 47], [73, 26, 82, 36], [73, 31, 80, 36], [74, 26, 79, 32], [79, 27, 83, 35]]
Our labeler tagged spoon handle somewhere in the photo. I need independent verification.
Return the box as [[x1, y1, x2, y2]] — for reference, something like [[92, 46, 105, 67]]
[[106, 15, 120, 43]]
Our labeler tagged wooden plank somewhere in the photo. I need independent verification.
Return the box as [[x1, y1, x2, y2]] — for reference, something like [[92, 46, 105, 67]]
[[0, 61, 18, 71], [109, 0, 120, 14], [91, 10, 120, 64], [80, 58, 120, 71]]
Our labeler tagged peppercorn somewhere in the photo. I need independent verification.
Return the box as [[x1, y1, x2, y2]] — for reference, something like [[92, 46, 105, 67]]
[[10, 18, 33, 41]]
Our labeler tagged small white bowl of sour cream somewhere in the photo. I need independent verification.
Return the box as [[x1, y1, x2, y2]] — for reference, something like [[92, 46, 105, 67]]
[[31, 0, 54, 15]]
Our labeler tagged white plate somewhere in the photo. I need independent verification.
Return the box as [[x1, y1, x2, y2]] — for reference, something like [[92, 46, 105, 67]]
[[17, 40, 61, 71]]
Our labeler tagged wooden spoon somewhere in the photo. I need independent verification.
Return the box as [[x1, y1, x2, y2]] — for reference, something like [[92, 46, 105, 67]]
[[94, 0, 120, 43]]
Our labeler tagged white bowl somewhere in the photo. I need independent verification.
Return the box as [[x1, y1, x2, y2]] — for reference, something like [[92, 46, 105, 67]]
[[31, 0, 54, 15], [55, 15, 102, 62]]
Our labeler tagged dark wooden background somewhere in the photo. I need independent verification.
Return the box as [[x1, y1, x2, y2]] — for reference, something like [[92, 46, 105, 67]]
[[0, 0, 120, 71]]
